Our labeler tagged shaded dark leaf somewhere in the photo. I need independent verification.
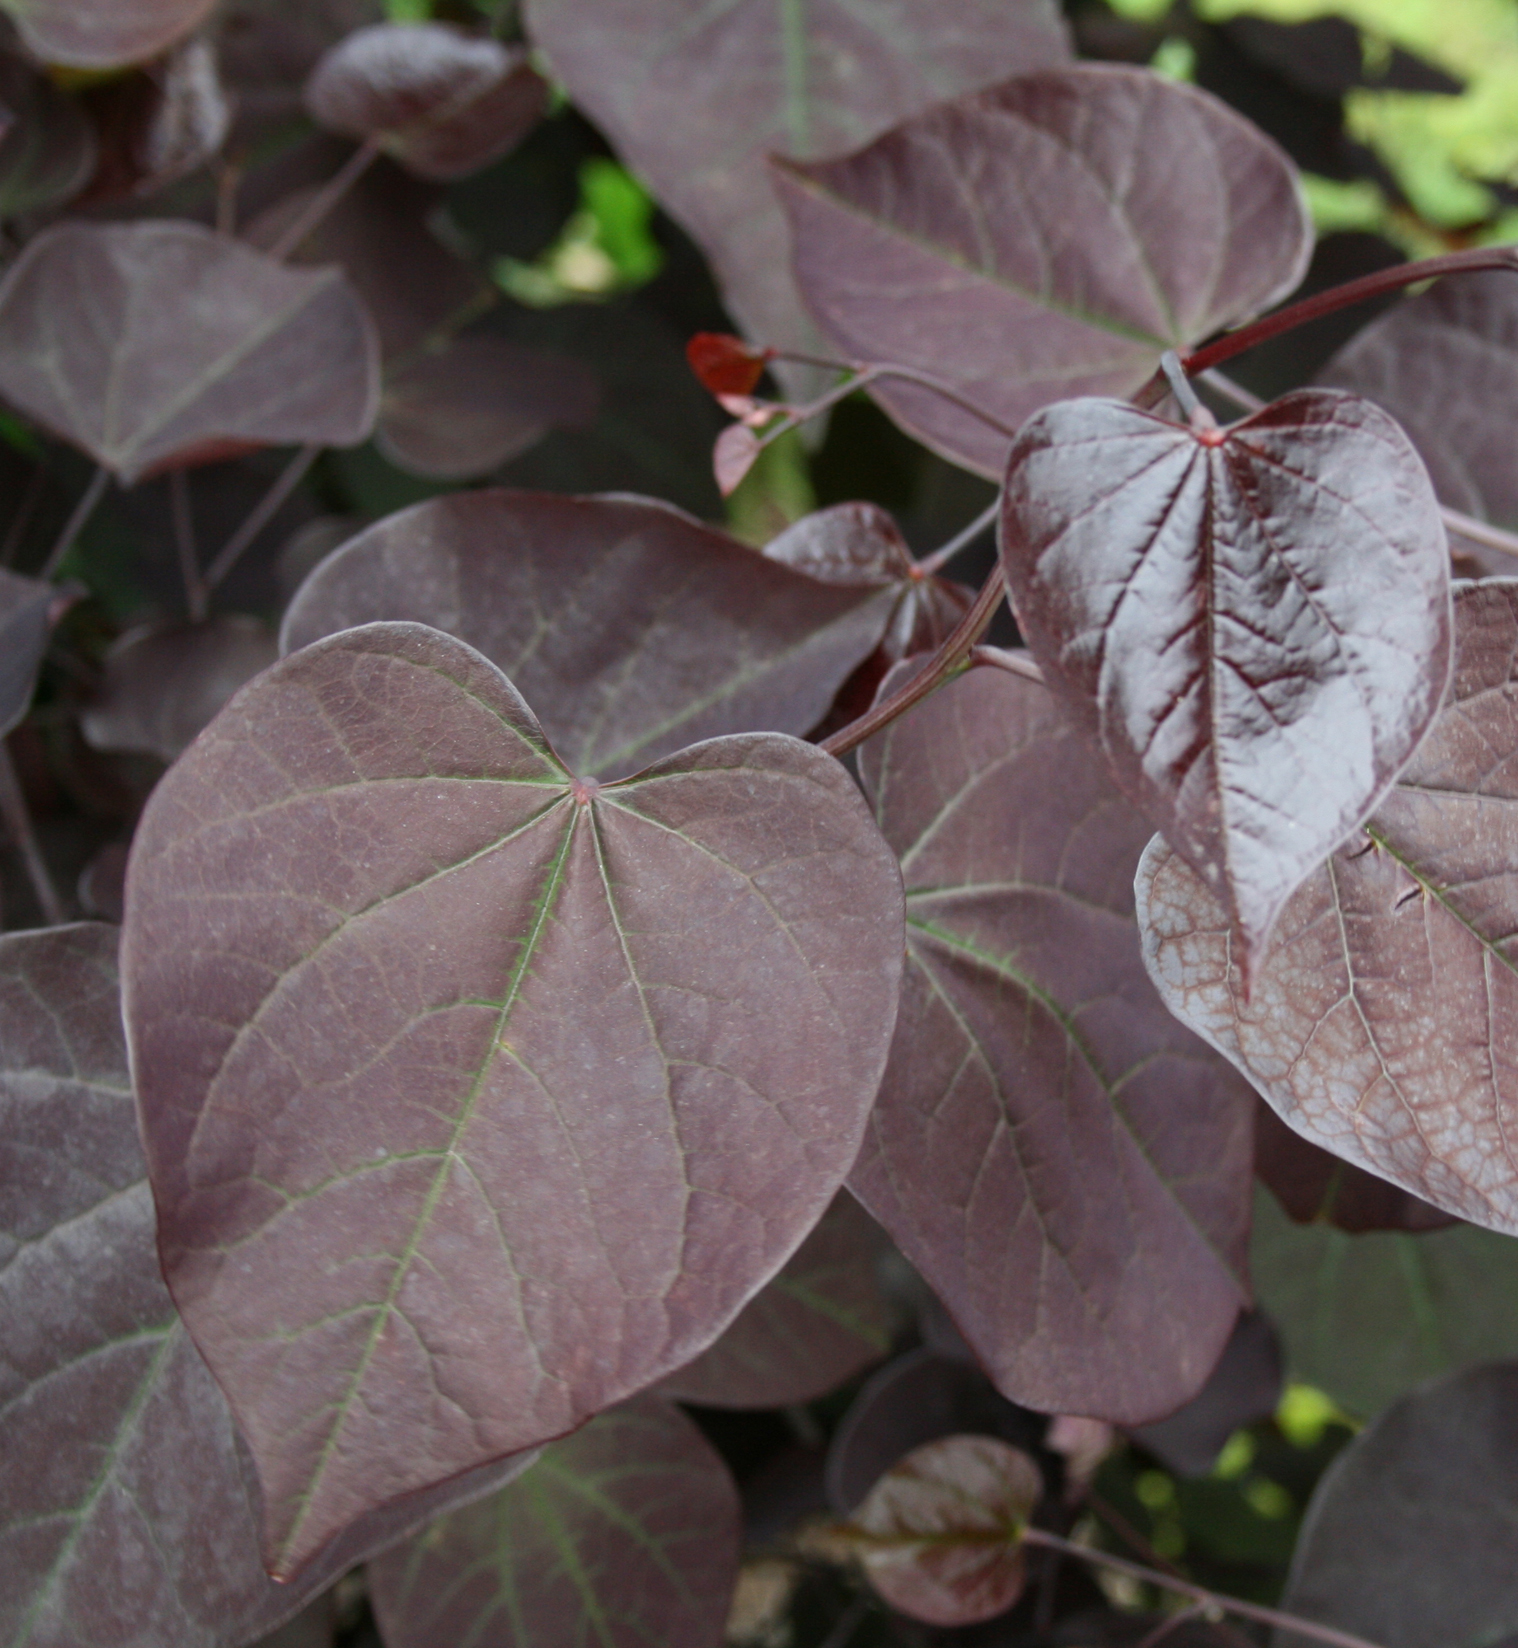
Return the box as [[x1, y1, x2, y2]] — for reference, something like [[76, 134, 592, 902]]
[[122, 620, 905, 1577], [1005, 389, 1451, 972], [0, 568, 69, 740], [377, 335, 599, 480], [1251, 1186, 1518, 1419], [279, 490, 898, 780], [0, 222, 379, 483], [0, 52, 95, 215], [77, 841, 129, 923], [81, 616, 279, 764], [1276, 1362, 1518, 1648], [370, 1395, 741, 1648], [688, 332, 770, 398], [0, 0, 213, 69], [776, 65, 1311, 476], [1128, 1312, 1283, 1478], [1320, 270, 1518, 566], [1254, 1100, 1454, 1233], [657, 1193, 894, 1409], [306, 22, 547, 181], [527, 0, 1070, 377], [1139, 580, 1518, 1234], [0, 923, 531, 1648], [827, 1349, 1043, 1516], [849, 1435, 1040, 1627], [852, 661, 1254, 1422], [247, 1597, 334, 1648], [276, 515, 365, 602]]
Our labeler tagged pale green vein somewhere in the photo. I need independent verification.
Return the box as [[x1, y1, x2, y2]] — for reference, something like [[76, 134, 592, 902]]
[[779, 0, 810, 153]]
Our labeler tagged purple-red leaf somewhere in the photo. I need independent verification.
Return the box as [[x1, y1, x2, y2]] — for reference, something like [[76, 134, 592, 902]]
[[0, 0, 213, 69], [0, 568, 70, 739], [305, 23, 547, 181], [0, 52, 95, 215], [81, 617, 278, 764], [1139, 580, 1518, 1234], [848, 1435, 1040, 1627], [377, 336, 599, 480], [369, 1395, 741, 1648], [122, 620, 904, 1578], [657, 1193, 893, 1409], [279, 490, 898, 779], [1003, 389, 1451, 972], [0, 923, 531, 1648], [0, 222, 380, 483], [1278, 1362, 1518, 1648], [775, 64, 1311, 476], [687, 332, 770, 398], [851, 661, 1254, 1423], [526, 0, 1070, 375]]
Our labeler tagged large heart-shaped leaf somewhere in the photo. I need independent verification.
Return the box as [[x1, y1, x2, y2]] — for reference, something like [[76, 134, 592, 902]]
[[1005, 389, 1451, 972], [280, 491, 898, 779], [850, 660, 1254, 1423], [1139, 581, 1518, 1233], [122, 620, 905, 1579], [0, 0, 212, 68], [775, 64, 1311, 476], [1251, 1187, 1518, 1419], [526, 0, 1069, 380], [657, 1192, 893, 1409], [1277, 1362, 1518, 1648], [0, 221, 379, 483], [0, 924, 531, 1648], [369, 1395, 741, 1648], [305, 23, 547, 181]]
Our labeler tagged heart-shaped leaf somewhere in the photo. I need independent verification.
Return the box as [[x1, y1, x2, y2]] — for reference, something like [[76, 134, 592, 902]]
[[1320, 270, 1518, 565], [1277, 1362, 1518, 1648], [848, 1434, 1041, 1627], [526, 0, 1070, 377], [0, 0, 213, 69], [0, 568, 69, 739], [280, 491, 899, 779], [1005, 389, 1451, 972], [122, 620, 905, 1578], [1251, 1187, 1518, 1419], [851, 660, 1254, 1422], [369, 1394, 742, 1648], [775, 64, 1311, 476], [0, 52, 95, 216], [1139, 581, 1518, 1233], [0, 924, 532, 1648], [0, 221, 380, 483], [377, 335, 599, 480], [306, 23, 547, 181], [657, 1193, 893, 1409]]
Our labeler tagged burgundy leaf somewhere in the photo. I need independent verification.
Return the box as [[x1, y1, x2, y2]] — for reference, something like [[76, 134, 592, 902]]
[[851, 661, 1254, 1423], [305, 23, 547, 181], [279, 491, 898, 780], [657, 1193, 893, 1409], [369, 1395, 741, 1648], [526, 0, 1070, 376], [81, 616, 279, 764], [827, 1349, 1043, 1516], [0, 924, 531, 1648], [1127, 1312, 1282, 1478], [1320, 270, 1518, 567], [1254, 1100, 1454, 1233], [0, 52, 95, 215], [0, 222, 379, 483], [1004, 389, 1451, 972], [0, 568, 69, 739], [687, 332, 770, 398], [1252, 1185, 1518, 1419], [0, 0, 213, 69], [122, 620, 905, 1578], [244, 161, 484, 360], [1277, 1363, 1518, 1648], [1139, 580, 1518, 1234], [849, 1435, 1040, 1627], [377, 336, 599, 481], [775, 65, 1311, 476]]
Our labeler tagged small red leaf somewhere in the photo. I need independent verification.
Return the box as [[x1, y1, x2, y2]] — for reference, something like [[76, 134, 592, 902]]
[[714, 421, 763, 496], [687, 331, 770, 397]]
